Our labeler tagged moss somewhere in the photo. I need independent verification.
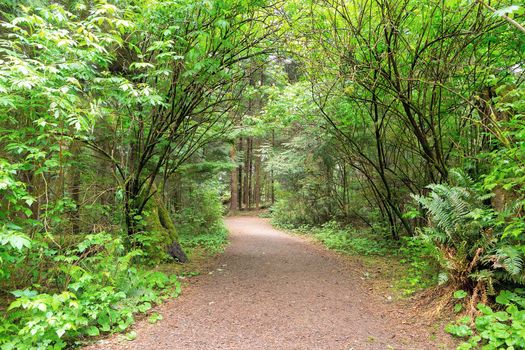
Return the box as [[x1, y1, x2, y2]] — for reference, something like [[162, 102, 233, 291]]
[[156, 196, 178, 242], [142, 191, 182, 262]]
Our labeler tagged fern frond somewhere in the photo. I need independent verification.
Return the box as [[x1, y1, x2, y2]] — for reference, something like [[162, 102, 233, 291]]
[[494, 246, 523, 276], [449, 168, 474, 188]]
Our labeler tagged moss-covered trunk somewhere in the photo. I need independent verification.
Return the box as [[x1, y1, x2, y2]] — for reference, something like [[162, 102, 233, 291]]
[[143, 185, 187, 263]]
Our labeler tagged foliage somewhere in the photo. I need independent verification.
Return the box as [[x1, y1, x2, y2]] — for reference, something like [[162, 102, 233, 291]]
[[179, 228, 228, 257], [0, 0, 269, 344], [175, 180, 228, 256], [0, 0, 525, 347], [447, 290, 525, 349], [175, 181, 226, 237], [397, 236, 441, 295], [0, 233, 180, 350], [271, 194, 313, 228], [276, 220, 397, 257], [414, 170, 525, 303], [305, 221, 397, 257]]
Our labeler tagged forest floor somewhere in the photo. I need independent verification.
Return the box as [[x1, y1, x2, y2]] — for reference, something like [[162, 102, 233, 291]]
[[84, 216, 455, 350]]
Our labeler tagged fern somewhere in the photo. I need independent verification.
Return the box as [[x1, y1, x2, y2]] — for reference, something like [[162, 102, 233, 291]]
[[448, 168, 474, 188], [413, 174, 525, 293], [486, 246, 524, 277]]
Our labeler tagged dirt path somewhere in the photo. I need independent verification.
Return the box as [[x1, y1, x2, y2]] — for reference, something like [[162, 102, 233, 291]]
[[85, 217, 451, 350]]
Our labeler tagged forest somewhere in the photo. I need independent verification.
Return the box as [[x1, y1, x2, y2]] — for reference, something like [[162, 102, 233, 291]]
[[0, 0, 524, 349]]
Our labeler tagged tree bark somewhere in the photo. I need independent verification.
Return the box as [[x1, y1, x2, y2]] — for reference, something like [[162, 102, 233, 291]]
[[69, 141, 81, 235], [229, 143, 238, 211], [254, 140, 261, 209], [271, 131, 275, 205], [243, 137, 250, 209], [238, 138, 244, 210], [247, 138, 253, 209]]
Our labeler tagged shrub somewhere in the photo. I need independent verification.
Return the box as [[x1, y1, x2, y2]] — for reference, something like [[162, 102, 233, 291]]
[[0, 233, 180, 350], [413, 170, 525, 305], [271, 195, 314, 228], [174, 181, 228, 256], [175, 181, 225, 237], [283, 220, 397, 256], [446, 289, 525, 349], [397, 236, 441, 294]]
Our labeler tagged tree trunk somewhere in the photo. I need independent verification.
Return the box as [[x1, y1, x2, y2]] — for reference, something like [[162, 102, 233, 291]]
[[69, 141, 81, 234], [254, 140, 261, 209], [271, 131, 275, 205], [247, 138, 253, 209], [237, 138, 243, 210], [243, 137, 250, 209], [229, 143, 238, 211]]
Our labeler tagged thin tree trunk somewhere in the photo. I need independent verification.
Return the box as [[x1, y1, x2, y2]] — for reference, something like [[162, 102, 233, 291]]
[[229, 143, 238, 211], [247, 138, 253, 209], [69, 141, 81, 234], [238, 138, 243, 210], [243, 137, 250, 209], [254, 140, 261, 209]]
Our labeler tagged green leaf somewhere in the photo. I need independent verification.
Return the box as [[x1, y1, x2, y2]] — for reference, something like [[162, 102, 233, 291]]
[[137, 302, 152, 313], [86, 326, 100, 336], [147, 313, 163, 324], [445, 323, 473, 337], [454, 290, 468, 299], [454, 303, 463, 313], [494, 311, 509, 322], [124, 331, 137, 341], [477, 303, 493, 315]]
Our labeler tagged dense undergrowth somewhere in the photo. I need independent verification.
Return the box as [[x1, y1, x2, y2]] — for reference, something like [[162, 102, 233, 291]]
[[0, 231, 227, 350], [446, 289, 525, 349], [0, 182, 227, 349], [1, 0, 524, 349], [176, 182, 229, 257], [0, 233, 181, 350]]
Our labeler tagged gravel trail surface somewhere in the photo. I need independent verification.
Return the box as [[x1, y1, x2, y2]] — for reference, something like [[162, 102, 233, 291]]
[[84, 216, 450, 350]]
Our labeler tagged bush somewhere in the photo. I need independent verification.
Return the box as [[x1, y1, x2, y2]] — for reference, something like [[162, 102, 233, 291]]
[[397, 236, 441, 295], [269, 196, 309, 228], [179, 227, 228, 255], [0, 233, 181, 350], [413, 170, 525, 302], [175, 181, 225, 237], [446, 289, 525, 349], [280, 220, 397, 256], [174, 181, 228, 256]]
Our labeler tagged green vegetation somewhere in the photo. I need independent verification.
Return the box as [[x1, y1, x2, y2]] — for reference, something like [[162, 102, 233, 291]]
[[177, 181, 229, 256], [275, 221, 397, 256], [0, 0, 524, 348], [0, 233, 181, 349], [447, 290, 525, 349], [0, 0, 256, 347]]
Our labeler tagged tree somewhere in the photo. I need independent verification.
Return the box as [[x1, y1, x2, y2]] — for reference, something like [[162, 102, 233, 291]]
[[83, 0, 283, 238]]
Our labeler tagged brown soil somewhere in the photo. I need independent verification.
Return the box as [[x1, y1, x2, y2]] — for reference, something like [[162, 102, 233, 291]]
[[83, 216, 454, 350]]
